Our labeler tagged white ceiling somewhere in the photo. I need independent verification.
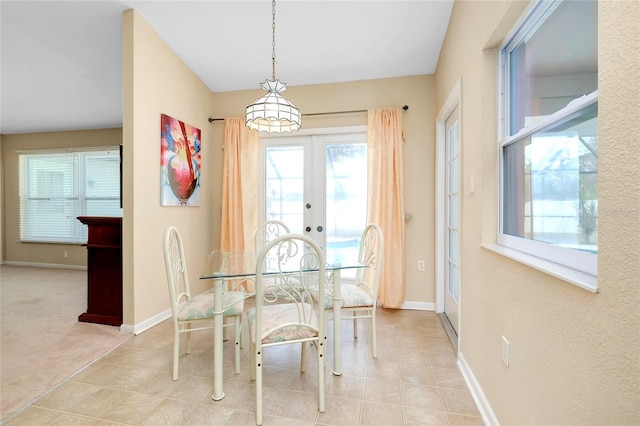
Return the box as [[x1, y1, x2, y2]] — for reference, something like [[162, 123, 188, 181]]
[[0, 0, 454, 135]]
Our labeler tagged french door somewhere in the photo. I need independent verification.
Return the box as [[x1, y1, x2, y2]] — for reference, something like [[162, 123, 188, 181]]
[[444, 106, 461, 336], [260, 128, 367, 274]]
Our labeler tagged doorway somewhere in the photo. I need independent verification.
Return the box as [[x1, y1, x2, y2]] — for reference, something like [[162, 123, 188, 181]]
[[259, 127, 367, 277], [444, 105, 461, 336], [436, 80, 461, 352]]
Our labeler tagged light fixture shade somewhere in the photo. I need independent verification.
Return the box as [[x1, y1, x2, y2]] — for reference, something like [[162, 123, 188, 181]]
[[246, 79, 301, 133]]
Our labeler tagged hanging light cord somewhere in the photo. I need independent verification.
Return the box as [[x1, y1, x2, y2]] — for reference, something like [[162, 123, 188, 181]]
[[271, 0, 277, 81], [245, 0, 301, 133]]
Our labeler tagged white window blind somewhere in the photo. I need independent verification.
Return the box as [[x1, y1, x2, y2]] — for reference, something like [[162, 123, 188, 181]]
[[18, 147, 121, 243]]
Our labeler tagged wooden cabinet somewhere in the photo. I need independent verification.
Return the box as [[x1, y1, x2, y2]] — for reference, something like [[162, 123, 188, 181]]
[[77, 216, 122, 326]]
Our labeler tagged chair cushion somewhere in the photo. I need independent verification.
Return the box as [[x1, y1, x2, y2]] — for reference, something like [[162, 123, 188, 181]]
[[247, 303, 319, 344], [313, 284, 374, 309], [340, 284, 374, 308], [178, 291, 245, 321]]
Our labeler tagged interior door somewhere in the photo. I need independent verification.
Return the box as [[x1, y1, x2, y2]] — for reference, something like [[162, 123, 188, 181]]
[[444, 106, 461, 336], [260, 130, 367, 275]]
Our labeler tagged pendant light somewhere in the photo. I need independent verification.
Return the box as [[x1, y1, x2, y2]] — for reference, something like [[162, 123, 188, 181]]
[[245, 0, 301, 133]]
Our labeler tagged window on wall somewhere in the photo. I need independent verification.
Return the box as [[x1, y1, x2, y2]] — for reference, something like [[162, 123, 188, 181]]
[[498, 0, 598, 289], [18, 148, 121, 243]]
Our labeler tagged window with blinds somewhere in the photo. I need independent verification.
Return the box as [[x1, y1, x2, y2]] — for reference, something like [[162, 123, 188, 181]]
[[18, 147, 121, 243]]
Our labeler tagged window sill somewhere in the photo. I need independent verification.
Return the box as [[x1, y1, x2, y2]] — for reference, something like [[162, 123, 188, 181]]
[[480, 243, 598, 293]]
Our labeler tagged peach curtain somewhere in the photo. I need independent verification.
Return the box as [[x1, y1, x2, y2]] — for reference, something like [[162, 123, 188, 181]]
[[367, 107, 406, 308], [220, 118, 258, 253]]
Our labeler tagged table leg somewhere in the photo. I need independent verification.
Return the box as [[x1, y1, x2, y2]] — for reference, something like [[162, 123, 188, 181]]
[[212, 278, 225, 400], [332, 269, 342, 376]]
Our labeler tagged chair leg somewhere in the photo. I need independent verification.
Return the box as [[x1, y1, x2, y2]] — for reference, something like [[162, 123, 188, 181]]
[[234, 315, 241, 375], [173, 328, 180, 381], [300, 342, 307, 373], [185, 323, 192, 354], [353, 312, 358, 339], [255, 349, 263, 425], [239, 312, 246, 349], [371, 310, 377, 359], [250, 341, 256, 381], [317, 340, 325, 413]]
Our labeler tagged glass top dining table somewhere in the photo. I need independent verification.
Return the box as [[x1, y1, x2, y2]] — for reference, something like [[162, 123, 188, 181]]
[[200, 249, 364, 401]]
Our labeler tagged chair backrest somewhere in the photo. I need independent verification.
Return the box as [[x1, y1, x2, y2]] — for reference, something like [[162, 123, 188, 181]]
[[356, 223, 384, 300], [254, 233, 326, 347], [254, 220, 291, 256], [163, 225, 191, 317]]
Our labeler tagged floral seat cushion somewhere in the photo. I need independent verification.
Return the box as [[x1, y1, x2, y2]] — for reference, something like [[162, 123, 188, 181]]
[[177, 290, 245, 321], [247, 303, 319, 344], [313, 284, 373, 309]]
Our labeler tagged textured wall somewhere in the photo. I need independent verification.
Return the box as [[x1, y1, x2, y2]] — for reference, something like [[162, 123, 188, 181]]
[[434, 0, 639, 423], [0, 135, 3, 263]]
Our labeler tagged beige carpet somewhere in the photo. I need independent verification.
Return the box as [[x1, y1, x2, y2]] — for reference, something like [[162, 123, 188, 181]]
[[0, 265, 131, 421]]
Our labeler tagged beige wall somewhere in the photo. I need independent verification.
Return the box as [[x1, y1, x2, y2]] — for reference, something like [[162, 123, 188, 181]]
[[435, 0, 639, 423], [211, 75, 436, 305], [122, 10, 218, 327], [0, 135, 3, 263], [1, 128, 122, 268]]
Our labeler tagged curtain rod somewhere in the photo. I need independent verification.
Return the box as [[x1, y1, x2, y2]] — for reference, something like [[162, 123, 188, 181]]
[[208, 104, 408, 123]]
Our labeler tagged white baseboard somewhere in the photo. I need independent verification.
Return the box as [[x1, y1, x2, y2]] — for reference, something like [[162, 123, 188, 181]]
[[400, 301, 435, 311], [458, 352, 498, 426], [2, 261, 87, 271], [120, 308, 172, 335]]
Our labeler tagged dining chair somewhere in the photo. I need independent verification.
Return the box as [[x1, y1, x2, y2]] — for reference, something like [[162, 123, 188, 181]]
[[252, 220, 291, 292], [324, 223, 384, 358], [254, 219, 290, 255], [247, 233, 326, 425], [163, 225, 245, 380]]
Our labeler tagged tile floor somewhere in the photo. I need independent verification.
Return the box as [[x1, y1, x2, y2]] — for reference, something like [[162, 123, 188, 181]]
[[5, 306, 483, 425]]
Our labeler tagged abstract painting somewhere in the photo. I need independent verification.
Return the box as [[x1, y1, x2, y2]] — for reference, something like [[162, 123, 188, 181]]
[[160, 114, 201, 206]]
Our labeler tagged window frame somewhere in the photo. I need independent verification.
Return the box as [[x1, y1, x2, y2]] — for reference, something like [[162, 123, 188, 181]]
[[496, 0, 598, 291], [18, 147, 121, 244]]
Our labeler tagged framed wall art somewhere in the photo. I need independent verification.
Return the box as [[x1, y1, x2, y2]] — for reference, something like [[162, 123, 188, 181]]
[[160, 114, 201, 206]]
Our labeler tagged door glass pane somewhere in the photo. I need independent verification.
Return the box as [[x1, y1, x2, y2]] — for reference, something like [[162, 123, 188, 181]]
[[448, 263, 459, 301], [449, 229, 459, 265], [448, 124, 459, 159], [449, 157, 459, 193], [449, 194, 459, 228], [265, 146, 304, 233], [325, 143, 367, 271]]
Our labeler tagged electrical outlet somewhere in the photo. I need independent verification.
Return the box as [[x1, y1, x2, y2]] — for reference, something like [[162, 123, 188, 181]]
[[501, 336, 510, 367], [63, 251, 69, 259], [417, 260, 425, 271]]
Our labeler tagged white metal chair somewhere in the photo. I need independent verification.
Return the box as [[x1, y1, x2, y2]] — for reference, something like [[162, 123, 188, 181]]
[[324, 223, 384, 358], [252, 220, 291, 292], [254, 219, 290, 255], [247, 233, 326, 425], [163, 225, 245, 380]]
